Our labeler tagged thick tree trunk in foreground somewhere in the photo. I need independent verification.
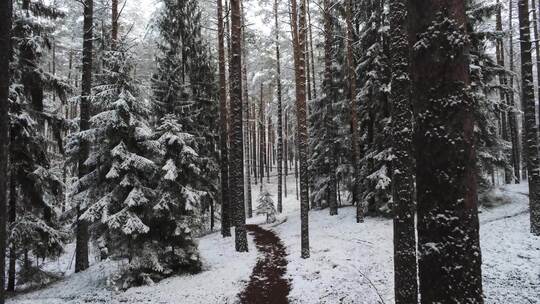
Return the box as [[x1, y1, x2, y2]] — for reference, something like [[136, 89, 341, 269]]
[[0, 0, 12, 301], [230, 0, 248, 252], [76, 0, 94, 273], [408, 1, 483, 302], [517, 0, 540, 235], [291, 0, 310, 259], [389, 0, 418, 302], [275, 0, 284, 213], [217, 0, 231, 238]]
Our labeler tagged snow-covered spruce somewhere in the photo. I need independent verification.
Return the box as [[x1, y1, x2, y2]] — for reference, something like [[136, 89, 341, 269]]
[[255, 189, 277, 224]]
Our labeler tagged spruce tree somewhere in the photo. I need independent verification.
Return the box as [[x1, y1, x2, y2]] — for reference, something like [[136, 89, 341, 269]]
[[7, 0, 69, 287]]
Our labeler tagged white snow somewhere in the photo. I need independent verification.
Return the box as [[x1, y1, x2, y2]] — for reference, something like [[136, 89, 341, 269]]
[[7, 177, 540, 304]]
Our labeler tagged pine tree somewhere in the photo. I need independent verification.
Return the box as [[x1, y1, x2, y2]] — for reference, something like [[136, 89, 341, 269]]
[[229, 0, 248, 252], [409, 1, 483, 302], [291, 0, 310, 259], [517, 0, 540, 235], [255, 189, 277, 224], [0, 0, 12, 301], [217, 0, 231, 238], [389, 0, 418, 302], [275, 0, 284, 214]]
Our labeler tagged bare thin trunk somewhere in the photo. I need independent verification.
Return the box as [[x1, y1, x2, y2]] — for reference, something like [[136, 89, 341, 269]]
[[217, 0, 231, 237], [508, 0, 521, 182], [275, 0, 283, 212]]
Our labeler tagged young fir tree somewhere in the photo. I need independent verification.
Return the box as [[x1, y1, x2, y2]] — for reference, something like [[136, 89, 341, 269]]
[[7, 0, 69, 288], [71, 44, 160, 287], [147, 114, 203, 281], [255, 189, 277, 224]]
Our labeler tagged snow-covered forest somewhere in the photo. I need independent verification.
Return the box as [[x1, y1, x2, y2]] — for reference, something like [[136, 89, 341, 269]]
[[0, 0, 538, 303]]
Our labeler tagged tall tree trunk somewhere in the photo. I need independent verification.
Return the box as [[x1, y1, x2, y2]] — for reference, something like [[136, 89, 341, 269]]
[[259, 83, 265, 185], [408, 1, 484, 302], [307, 1, 317, 100], [323, 0, 338, 216], [76, 0, 93, 273], [217, 0, 231, 238], [291, 0, 310, 259], [267, 116, 271, 182], [284, 112, 288, 197], [389, 0, 418, 302], [517, 0, 540, 235], [241, 0, 252, 218], [496, 0, 513, 185], [7, 177, 16, 292], [345, 0, 361, 219], [229, 0, 248, 251], [0, 0, 11, 301], [508, 0, 521, 183], [111, 0, 118, 48], [252, 103, 258, 185], [275, 0, 283, 212]]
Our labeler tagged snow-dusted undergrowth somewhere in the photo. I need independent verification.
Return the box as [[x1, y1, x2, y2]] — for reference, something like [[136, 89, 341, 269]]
[[7, 179, 539, 304]]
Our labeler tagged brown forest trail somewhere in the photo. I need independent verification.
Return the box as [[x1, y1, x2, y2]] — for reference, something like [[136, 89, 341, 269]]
[[238, 225, 291, 304]]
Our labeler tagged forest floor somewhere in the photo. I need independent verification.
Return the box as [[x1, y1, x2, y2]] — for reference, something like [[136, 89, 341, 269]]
[[6, 176, 540, 304]]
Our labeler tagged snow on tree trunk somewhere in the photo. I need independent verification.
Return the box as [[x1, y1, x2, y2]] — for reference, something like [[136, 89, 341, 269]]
[[217, 0, 231, 238], [0, 0, 12, 300], [389, 0, 418, 302], [229, 0, 248, 252], [275, 0, 284, 214], [517, 0, 540, 236], [408, 0, 483, 302], [76, 0, 93, 273]]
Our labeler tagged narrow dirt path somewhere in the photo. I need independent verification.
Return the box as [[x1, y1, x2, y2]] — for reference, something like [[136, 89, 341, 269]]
[[238, 224, 290, 304]]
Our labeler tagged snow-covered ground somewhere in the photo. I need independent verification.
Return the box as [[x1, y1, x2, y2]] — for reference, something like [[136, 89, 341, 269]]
[[7, 176, 540, 303]]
